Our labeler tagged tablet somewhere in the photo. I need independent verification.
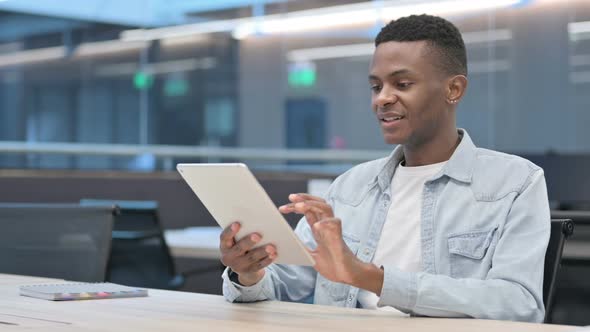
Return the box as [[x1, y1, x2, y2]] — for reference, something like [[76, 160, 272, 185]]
[[177, 163, 315, 266]]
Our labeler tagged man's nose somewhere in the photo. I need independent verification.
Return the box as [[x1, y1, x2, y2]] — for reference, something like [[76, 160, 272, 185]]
[[375, 87, 398, 108]]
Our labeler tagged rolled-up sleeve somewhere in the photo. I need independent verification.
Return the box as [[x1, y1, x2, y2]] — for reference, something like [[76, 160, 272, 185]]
[[222, 267, 277, 302]]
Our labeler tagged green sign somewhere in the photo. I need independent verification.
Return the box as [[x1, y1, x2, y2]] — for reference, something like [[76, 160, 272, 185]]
[[288, 62, 317, 87], [133, 71, 154, 90], [288, 69, 316, 87]]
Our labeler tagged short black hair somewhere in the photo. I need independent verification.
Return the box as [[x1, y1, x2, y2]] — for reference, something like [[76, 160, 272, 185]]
[[375, 14, 467, 76]]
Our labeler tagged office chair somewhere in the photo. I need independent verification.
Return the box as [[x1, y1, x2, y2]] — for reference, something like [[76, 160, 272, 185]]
[[80, 199, 184, 290], [549, 210, 590, 325], [543, 218, 574, 323], [551, 210, 590, 225], [0, 203, 117, 282]]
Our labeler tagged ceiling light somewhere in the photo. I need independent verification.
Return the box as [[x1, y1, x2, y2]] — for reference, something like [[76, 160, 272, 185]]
[[73, 40, 148, 57], [120, 0, 523, 41], [0, 46, 65, 67], [286, 29, 512, 62], [569, 21, 590, 41], [121, 18, 249, 42], [234, 0, 521, 39]]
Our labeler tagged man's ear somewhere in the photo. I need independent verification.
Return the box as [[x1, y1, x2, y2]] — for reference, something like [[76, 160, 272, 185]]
[[446, 75, 468, 105]]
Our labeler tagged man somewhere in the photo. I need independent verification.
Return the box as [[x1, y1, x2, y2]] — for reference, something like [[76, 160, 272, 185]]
[[219, 14, 550, 323]]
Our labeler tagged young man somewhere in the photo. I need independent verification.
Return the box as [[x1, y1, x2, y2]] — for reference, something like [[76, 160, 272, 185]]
[[219, 14, 550, 323]]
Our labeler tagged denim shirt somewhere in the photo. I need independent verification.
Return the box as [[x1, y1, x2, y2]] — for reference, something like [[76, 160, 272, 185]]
[[222, 129, 550, 323]]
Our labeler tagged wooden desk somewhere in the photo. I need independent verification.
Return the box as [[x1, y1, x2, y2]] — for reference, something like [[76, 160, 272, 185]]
[[0, 274, 575, 332]]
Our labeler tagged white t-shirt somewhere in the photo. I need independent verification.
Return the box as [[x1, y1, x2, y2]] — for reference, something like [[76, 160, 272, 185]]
[[357, 160, 447, 311]]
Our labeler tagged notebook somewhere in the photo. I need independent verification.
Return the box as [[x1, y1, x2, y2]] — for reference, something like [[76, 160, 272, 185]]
[[19, 282, 148, 301]]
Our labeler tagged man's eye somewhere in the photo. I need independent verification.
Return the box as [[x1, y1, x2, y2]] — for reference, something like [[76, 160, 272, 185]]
[[397, 82, 412, 89], [370, 85, 381, 92]]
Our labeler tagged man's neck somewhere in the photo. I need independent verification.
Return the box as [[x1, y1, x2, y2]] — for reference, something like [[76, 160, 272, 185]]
[[402, 129, 460, 167]]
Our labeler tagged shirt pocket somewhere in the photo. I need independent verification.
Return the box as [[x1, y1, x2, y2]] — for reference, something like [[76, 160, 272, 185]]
[[447, 226, 498, 278], [317, 233, 361, 301]]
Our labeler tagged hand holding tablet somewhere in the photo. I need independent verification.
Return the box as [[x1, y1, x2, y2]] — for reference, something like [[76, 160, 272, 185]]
[[177, 163, 315, 268], [218, 221, 276, 286]]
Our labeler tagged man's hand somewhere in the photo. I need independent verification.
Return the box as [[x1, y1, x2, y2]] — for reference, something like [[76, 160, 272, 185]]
[[219, 222, 277, 286], [280, 194, 384, 294], [279, 194, 361, 284], [279, 193, 333, 225]]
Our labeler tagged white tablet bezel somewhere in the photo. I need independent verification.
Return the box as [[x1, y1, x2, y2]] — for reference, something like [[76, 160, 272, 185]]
[[177, 163, 315, 266]]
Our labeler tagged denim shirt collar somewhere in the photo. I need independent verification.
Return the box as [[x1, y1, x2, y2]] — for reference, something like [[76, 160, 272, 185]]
[[374, 129, 477, 192]]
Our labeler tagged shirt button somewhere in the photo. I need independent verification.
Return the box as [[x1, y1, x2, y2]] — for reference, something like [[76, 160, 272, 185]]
[[364, 248, 370, 255], [347, 294, 353, 302]]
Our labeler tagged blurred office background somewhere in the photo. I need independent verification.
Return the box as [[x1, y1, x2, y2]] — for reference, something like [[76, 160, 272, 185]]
[[1, 0, 590, 326], [0, 0, 589, 170]]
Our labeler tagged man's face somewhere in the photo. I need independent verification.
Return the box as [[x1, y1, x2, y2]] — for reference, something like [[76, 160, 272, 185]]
[[369, 41, 450, 147]]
